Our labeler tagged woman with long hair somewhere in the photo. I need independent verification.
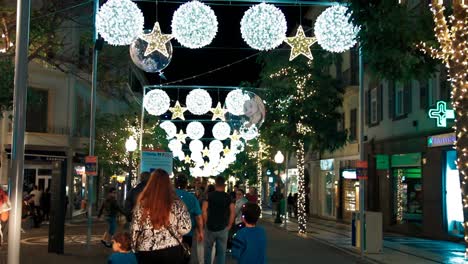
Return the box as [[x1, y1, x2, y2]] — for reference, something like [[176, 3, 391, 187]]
[[131, 169, 191, 263]]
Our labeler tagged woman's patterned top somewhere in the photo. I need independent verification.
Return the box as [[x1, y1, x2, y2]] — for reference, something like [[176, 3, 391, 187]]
[[131, 199, 191, 251]]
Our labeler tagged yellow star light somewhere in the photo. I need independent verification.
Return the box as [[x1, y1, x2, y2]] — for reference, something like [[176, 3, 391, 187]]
[[211, 102, 226, 121], [184, 155, 191, 164], [170, 101, 187, 120], [176, 130, 187, 144], [202, 147, 210, 157], [284, 26, 317, 61], [223, 146, 231, 156], [230, 130, 241, 142], [140, 22, 174, 57]]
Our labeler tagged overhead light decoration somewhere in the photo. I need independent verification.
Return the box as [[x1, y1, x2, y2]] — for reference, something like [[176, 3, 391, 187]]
[[240, 3, 287, 50], [143, 89, 170, 116], [212, 122, 231, 140], [230, 130, 241, 142], [189, 139, 204, 152], [186, 121, 205, 139], [186, 89, 213, 115], [225, 89, 249, 116], [240, 122, 258, 140], [168, 139, 182, 152], [171, 0, 218, 49], [176, 130, 187, 144], [314, 5, 359, 53], [170, 100, 187, 120], [96, 0, 144, 46], [160, 121, 177, 139], [139, 22, 173, 57], [231, 140, 245, 154], [211, 102, 227, 121], [209, 140, 224, 153], [284, 25, 317, 61]]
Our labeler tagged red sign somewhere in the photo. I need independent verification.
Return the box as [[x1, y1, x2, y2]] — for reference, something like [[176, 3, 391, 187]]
[[356, 160, 368, 168], [356, 160, 368, 179], [85, 156, 98, 176]]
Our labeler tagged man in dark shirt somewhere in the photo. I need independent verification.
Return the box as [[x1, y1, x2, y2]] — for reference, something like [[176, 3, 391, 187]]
[[124, 171, 150, 222], [202, 176, 235, 264]]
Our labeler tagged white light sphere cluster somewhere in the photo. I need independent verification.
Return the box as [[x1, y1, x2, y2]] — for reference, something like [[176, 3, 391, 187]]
[[96, 0, 144, 46], [212, 122, 231, 140], [186, 121, 205, 139], [209, 140, 224, 153], [168, 139, 182, 152], [189, 139, 204, 153], [160, 121, 177, 139], [314, 5, 359, 53], [186, 89, 212, 115], [225, 89, 250, 115], [240, 122, 258, 140], [144, 89, 170, 116], [240, 3, 287, 51], [171, 0, 218, 49]]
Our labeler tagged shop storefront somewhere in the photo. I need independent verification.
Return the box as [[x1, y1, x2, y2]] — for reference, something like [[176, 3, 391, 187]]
[[320, 159, 336, 218], [340, 169, 358, 222]]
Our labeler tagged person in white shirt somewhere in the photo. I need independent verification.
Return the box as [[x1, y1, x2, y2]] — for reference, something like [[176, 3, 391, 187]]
[[29, 186, 43, 222]]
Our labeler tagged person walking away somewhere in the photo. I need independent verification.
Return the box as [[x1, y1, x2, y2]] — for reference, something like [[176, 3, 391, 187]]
[[41, 188, 51, 222], [175, 173, 204, 264], [202, 176, 235, 264], [287, 193, 294, 218], [125, 171, 151, 222], [232, 202, 266, 264], [245, 187, 258, 204], [99, 187, 125, 247], [270, 189, 279, 216], [131, 169, 191, 264], [293, 193, 298, 218], [228, 189, 248, 250], [29, 186, 42, 226], [108, 232, 137, 264]]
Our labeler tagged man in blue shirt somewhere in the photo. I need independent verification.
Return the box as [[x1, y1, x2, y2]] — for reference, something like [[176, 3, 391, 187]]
[[175, 173, 204, 263]]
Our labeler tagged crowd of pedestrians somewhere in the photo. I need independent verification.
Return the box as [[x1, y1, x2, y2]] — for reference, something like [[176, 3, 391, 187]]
[[101, 169, 266, 264]]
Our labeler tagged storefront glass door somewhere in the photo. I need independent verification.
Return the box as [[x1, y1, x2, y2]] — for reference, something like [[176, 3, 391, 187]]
[[445, 150, 464, 236]]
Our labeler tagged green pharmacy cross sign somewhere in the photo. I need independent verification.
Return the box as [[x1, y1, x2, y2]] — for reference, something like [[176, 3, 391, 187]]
[[428, 101, 455, 127]]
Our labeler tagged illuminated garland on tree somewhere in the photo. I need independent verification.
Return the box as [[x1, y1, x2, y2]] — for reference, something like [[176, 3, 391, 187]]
[[396, 169, 404, 224], [296, 138, 306, 235], [419, 0, 467, 255], [257, 141, 264, 216]]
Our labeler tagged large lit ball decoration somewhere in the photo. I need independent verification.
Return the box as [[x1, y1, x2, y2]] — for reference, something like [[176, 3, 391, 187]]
[[212, 122, 231, 140], [209, 140, 224, 153], [96, 0, 144, 46], [240, 122, 258, 140], [189, 139, 204, 153], [231, 140, 245, 154], [160, 121, 177, 139], [130, 29, 172, 73], [186, 89, 212, 115], [186, 121, 205, 140], [314, 5, 359, 53], [225, 89, 250, 116], [240, 3, 287, 51], [171, 1, 218, 49], [168, 139, 182, 152], [191, 152, 204, 164], [144, 89, 170, 116]]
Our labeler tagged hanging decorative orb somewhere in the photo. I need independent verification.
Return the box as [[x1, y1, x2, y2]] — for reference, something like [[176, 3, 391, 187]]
[[231, 140, 245, 154], [171, 0, 218, 49], [314, 5, 359, 53], [225, 89, 250, 116], [96, 0, 144, 46], [191, 152, 204, 164], [168, 139, 182, 152], [240, 122, 258, 140], [240, 3, 287, 51], [212, 122, 231, 140], [129, 29, 172, 73], [209, 140, 224, 153], [186, 121, 205, 140], [144, 89, 170, 116], [189, 139, 204, 153], [160, 121, 177, 139], [186, 89, 212, 115]]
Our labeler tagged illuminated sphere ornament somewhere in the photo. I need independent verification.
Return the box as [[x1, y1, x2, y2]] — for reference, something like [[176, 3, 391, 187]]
[[209, 140, 224, 153], [96, 0, 144, 46], [144, 89, 170, 116], [225, 89, 250, 116], [130, 29, 172, 73], [168, 139, 182, 152], [189, 139, 204, 153], [240, 122, 258, 140], [186, 121, 205, 140], [186, 89, 212, 115], [171, 1, 218, 49], [160, 121, 177, 139], [314, 5, 359, 53], [240, 3, 287, 51], [212, 122, 231, 140]]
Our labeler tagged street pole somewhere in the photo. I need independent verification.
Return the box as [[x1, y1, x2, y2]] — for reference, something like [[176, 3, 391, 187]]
[[7, 1, 31, 263], [87, 0, 99, 248], [126, 151, 133, 199], [358, 44, 365, 256]]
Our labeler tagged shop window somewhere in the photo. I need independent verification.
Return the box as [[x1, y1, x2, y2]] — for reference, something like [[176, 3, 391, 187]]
[[445, 150, 464, 237], [393, 168, 422, 223]]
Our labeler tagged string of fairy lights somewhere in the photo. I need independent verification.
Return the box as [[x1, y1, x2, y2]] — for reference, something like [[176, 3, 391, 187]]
[[419, 0, 467, 256], [396, 169, 404, 224]]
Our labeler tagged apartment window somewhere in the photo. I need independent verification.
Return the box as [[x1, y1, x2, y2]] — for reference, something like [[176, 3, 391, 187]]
[[337, 113, 345, 132], [389, 81, 412, 119], [420, 79, 436, 109], [350, 109, 357, 141], [371, 88, 378, 124], [366, 84, 383, 125], [26, 88, 48, 133], [395, 84, 405, 117]]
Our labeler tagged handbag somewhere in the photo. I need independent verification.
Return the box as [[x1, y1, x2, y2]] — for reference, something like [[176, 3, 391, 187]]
[[167, 226, 191, 263]]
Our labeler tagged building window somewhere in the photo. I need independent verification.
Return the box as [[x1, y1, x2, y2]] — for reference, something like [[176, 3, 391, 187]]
[[395, 84, 405, 117], [350, 47, 359, 85], [26, 88, 48, 133], [350, 108, 357, 141], [391, 81, 412, 119], [420, 79, 436, 109], [337, 113, 344, 132], [371, 88, 378, 124]]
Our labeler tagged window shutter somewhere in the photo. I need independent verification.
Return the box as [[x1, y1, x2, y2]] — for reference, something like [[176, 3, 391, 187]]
[[419, 80, 428, 110], [404, 81, 412, 114], [378, 84, 383, 122], [388, 81, 395, 119], [365, 91, 370, 125]]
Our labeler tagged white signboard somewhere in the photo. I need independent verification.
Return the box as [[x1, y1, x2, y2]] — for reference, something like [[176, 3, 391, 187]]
[[141, 151, 173, 175]]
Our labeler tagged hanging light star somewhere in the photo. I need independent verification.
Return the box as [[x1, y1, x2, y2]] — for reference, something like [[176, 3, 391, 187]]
[[170, 100, 187, 120], [284, 26, 317, 61], [176, 129, 187, 144], [202, 147, 210, 157], [230, 130, 241, 142], [139, 22, 173, 57], [223, 146, 231, 156], [184, 155, 191, 164], [211, 102, 226, 121]]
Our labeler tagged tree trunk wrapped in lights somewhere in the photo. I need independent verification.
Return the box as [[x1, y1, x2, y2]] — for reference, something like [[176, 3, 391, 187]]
[[419, 0, 467, 256], [296, 138, 307, 235]]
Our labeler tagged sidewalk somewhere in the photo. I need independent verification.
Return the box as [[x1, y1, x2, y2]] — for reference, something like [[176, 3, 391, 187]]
[[263, 211, 467, 264]]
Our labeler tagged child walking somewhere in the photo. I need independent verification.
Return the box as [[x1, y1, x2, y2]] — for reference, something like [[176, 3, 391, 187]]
[[108, 232, 137, 264], [231, 202, 266, 264]]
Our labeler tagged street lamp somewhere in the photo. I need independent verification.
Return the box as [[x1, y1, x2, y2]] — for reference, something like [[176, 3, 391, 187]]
[[125, 136, 137, 200], [274, 151, 284, 224]]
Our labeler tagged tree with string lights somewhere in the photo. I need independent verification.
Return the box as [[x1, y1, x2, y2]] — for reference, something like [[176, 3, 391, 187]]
[[419, 0, 468, 256]]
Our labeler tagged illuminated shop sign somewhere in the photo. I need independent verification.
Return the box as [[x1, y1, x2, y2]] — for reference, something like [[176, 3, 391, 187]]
[[341, 170, 357, 179], [428, 101, 455, 127], [320, 159, 334, 171], [428, 133, 456, 148]]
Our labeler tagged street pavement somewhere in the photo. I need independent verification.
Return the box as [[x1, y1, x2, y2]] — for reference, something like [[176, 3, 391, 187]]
[[0, 217, 370, 264]]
